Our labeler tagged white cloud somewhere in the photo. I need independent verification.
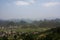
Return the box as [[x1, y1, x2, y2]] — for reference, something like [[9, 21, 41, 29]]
[[15, 0, 36, 6], [15, 1, 30, 6], [42, 2, 60, 7]]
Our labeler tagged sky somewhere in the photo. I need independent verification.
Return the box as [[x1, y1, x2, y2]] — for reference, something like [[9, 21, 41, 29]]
[[0, 0, 60, 20]]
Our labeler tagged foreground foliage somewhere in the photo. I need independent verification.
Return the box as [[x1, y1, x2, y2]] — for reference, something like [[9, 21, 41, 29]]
[[0, 27, 60, 40]]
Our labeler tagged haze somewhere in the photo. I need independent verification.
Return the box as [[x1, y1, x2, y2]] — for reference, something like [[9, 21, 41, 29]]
[[0, 0, 60, 20]]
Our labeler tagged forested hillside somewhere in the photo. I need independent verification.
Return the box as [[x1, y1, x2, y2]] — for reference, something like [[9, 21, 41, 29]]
[[0, 18, 60, 28], [0, 19, 60, 40]]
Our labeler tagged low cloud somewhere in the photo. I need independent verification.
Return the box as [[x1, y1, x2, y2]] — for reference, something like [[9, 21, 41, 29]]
[[42, 2, 60, 7]]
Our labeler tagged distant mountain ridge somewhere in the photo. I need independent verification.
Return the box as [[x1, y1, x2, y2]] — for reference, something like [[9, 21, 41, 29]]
[[0, 18, 60, 28], [8, 19, 33, 23]]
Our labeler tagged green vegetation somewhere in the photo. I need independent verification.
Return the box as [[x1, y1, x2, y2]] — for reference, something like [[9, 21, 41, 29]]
[[0, 18, 60, 28], [0, 27, 60, 40], [0, 18, 60, 40]]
